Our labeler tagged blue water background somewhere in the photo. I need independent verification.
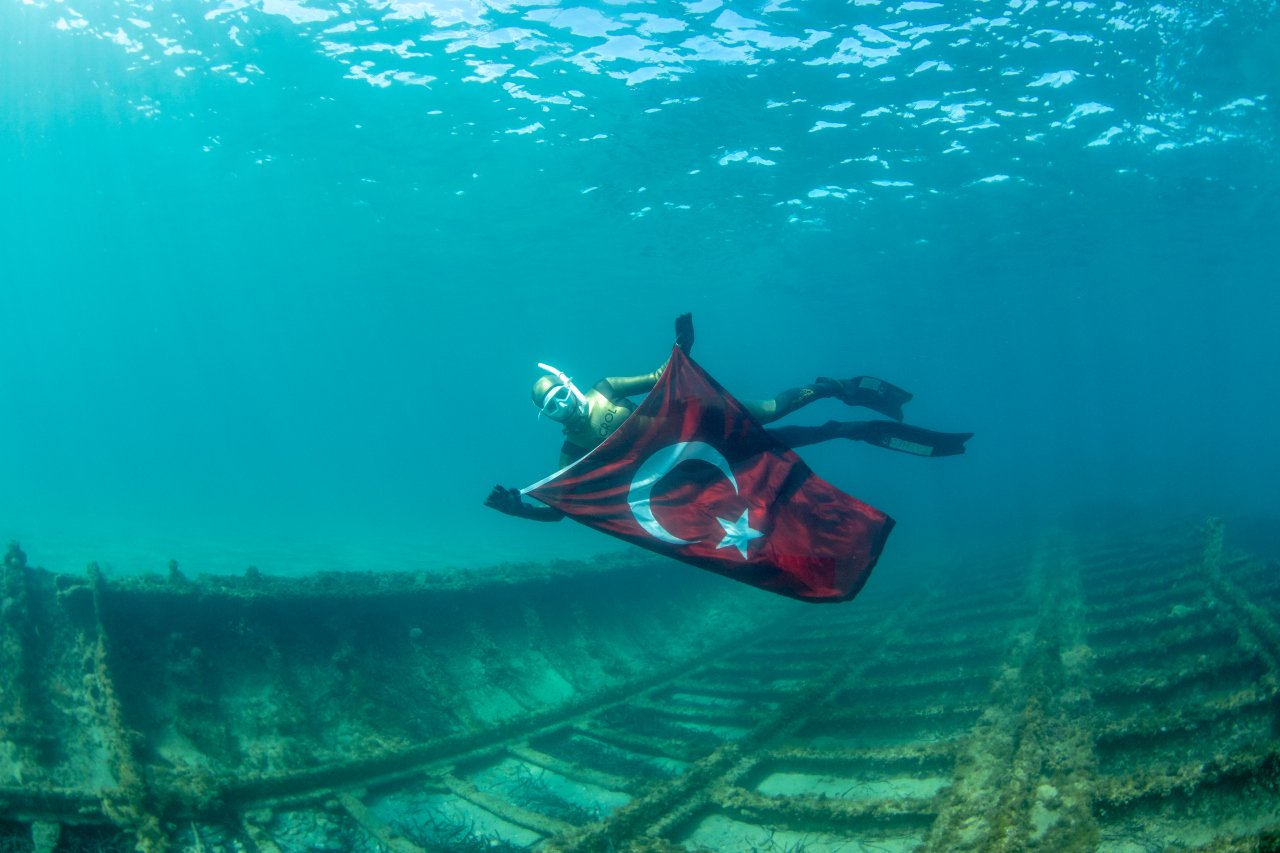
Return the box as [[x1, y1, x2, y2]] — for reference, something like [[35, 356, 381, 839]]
[[2, 0, 1277, 576]]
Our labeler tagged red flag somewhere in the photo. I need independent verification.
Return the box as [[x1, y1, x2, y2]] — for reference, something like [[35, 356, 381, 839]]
[[523, 347, 894, 602]]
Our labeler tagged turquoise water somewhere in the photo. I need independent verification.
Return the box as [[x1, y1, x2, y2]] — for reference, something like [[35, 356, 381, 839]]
[[2, 0, 1277, 577]]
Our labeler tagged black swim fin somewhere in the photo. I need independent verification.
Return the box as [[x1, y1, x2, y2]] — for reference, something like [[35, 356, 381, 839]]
[[833, 420, 972, 457], [818, 376, 914, 421]]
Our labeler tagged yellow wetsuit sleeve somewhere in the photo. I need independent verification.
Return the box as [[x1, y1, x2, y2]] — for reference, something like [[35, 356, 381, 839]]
[[599, 362, 666, 398]]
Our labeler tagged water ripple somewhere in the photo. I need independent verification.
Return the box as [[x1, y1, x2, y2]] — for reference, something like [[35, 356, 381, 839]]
[[10, 0, 1275, 224]]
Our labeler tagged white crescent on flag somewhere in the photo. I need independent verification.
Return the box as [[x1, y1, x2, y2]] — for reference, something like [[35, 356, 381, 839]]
[[627, 441, 738, 545]]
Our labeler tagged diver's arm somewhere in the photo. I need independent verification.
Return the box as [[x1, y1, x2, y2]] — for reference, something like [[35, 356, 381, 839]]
[[600, 313, 695, 397], [600, 371, 662, 398], [484, 485, 565, 522]]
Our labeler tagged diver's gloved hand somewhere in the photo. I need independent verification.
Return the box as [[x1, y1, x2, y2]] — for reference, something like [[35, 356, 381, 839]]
[[485, 484, 566, 522], [675, 312, 694, 353], [484, 484, 527, 516]]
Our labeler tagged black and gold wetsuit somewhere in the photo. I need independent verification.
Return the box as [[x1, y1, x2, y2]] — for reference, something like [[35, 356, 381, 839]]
[[555, 370, 971, 466], [490, 352, 971, 523], [556, 368, 665, 467]]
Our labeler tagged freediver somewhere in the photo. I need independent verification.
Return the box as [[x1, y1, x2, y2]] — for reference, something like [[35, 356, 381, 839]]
[[485, 313, 972, 521]]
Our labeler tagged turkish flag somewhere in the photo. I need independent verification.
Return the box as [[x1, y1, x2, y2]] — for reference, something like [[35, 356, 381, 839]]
[[523, 347, 894, 602]]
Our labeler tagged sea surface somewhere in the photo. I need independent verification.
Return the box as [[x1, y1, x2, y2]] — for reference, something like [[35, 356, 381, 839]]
[[2, 0, 1277, 577]]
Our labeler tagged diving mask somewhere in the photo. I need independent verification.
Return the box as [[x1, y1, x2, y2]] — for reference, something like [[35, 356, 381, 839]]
[[535, 362, 588, 422]]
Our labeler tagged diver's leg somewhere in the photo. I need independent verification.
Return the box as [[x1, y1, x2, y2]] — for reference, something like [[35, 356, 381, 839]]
[[742, 385, 830, 425], [768, 420, 972, 457], [744, 376, 914, 425], [815, 377, 914, 422]]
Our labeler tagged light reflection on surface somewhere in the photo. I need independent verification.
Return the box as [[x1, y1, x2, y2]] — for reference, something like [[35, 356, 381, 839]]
[[8, 0, 1275, 224]]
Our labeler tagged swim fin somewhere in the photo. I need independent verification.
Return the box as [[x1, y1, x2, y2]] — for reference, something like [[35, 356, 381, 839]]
[[833, 420, 972, 457], [818, 376, 913, 421]]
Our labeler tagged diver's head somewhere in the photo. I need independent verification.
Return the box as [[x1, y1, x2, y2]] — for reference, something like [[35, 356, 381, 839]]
[[532, 364, 587, 423]]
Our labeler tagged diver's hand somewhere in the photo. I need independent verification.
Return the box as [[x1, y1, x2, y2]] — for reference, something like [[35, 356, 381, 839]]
[[484, 484, 526, 516], [485, 484, 566, 522], [675, 312, 694, 353]]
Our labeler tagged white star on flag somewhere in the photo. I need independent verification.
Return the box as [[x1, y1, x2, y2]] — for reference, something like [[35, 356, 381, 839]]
[[716, 509, 764, 559]]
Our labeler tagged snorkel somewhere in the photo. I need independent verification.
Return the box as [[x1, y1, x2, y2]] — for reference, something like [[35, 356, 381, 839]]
[[536, 362, 589, 421]]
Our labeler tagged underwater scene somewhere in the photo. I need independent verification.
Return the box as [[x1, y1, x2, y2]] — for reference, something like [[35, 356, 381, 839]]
[[2, 0, 1279, 848]]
